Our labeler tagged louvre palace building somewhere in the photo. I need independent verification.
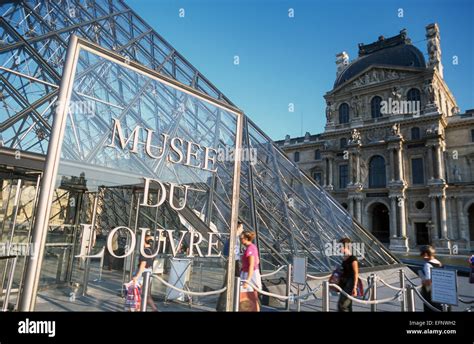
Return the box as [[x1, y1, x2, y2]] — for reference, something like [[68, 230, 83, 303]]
[[277, 25, 474, 254]]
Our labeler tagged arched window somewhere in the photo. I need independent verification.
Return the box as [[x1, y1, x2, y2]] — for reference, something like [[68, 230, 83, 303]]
[[371, 96, 382, 118], [339, 103, 349, 124], [294, 151, 300, 162], [411, 127, 420, 140], [369, 155, 386, 188], [314, 149, 321, 160], [407, 88, 421, 102], [340, 138, 347, 149]]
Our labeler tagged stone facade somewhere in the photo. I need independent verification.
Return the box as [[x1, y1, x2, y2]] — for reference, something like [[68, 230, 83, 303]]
[[277, 25, 474, 253]]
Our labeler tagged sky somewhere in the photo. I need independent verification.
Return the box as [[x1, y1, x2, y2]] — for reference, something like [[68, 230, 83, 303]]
[[129, 0, 474, 141]]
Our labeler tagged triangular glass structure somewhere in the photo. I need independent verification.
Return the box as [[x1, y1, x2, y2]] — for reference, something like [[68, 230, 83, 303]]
[[0, 0, 398, 294]]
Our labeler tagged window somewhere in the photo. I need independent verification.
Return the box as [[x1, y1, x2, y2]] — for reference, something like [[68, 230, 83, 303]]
[[314, 149, 321, 160], [411, 127, 420, 140], [340, 138, 347, 149], [471, 129, 474, 142], [369, 155, 386, 188], [411, 158, 424, 185], [312, 172, 322, 185], [294, 151, 300, 162], [407, 88, 421, 102], [371, 96, 382, 118], [339, 103, 349, 124], [339, 164, 348, 189]]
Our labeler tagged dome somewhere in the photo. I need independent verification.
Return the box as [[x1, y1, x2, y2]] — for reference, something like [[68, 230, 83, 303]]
[[334, 38, 426, 89]]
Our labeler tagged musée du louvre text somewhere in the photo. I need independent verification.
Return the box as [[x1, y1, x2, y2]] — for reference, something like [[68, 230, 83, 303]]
[[81, 177, 224, 259], [106, 118, 220, 172]]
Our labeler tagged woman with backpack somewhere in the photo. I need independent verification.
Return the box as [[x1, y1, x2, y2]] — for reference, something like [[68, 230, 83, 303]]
[[338, 237, 359, 312]]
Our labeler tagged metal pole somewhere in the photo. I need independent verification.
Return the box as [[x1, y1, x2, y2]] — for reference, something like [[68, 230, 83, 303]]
[[322, 280, 330, 312], [370, 274, 377, 312], [140, 270, 151, 312], [399, 269, 406, 312], [82, 192, 99, 296], [225, 111, 244, 312], [19, 35, 80, 311], [406, 285, 415, 312], [296, 284, 301, 312], [286, 264, 292, 311], [2, 257, 17, 312], [7, 179, 22, 256], [233, 276, 240, 312]]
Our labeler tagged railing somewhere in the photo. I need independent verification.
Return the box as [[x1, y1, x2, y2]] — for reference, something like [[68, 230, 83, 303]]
[[0, 255, 17, 312]]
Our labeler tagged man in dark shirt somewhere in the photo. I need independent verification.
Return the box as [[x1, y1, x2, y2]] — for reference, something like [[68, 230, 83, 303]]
[[338, 237, 359, 312], [132, 233, 158, 311]]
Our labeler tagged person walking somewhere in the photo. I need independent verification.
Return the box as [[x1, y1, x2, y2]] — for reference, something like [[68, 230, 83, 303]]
[[239, 230, 261, 312], [216, 221, 244, 311], [338, 237, 359, 312], [132, 232, 158, 312], [419, 245, 443, 312]]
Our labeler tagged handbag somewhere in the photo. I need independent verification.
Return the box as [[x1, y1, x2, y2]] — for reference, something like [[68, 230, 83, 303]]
[[239, 291, 259, 312], [328, 268, 342, 292], [124, 282, 141, 312]]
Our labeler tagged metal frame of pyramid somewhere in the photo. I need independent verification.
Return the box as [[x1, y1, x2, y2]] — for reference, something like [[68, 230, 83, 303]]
[[0, 0, 399, 299]]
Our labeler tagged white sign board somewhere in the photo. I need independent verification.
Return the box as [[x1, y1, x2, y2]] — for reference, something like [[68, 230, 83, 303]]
[[166, 258, 192, 301], [431, 268, 458, 306], [292, 256, 307, 285]]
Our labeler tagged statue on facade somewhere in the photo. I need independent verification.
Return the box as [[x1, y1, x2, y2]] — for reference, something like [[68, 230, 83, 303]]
[[423, 81, 436, 104], [453, 165, 462, 182], [390, 123, 401, 137], [391, 86, 402, 100], [350, 96, 362, 117], [349, 128, 362, 145], [325, 101, 332, 122]]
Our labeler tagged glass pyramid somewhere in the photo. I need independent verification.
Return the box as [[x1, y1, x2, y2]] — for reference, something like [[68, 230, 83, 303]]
[[0, 0, 398, 277]]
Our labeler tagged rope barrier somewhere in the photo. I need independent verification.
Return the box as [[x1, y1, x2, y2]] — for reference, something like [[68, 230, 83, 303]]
[[328, 283, 403, 305], [241, 280, 290, 301], [261, 265, 286, 278], [458, 298, 474, 304], [411, 286, 442, 312], [152, 275, 227, 296], [404, 276, 423, 290], [307, 273, 332, 280], [376, 277, 405, 291]]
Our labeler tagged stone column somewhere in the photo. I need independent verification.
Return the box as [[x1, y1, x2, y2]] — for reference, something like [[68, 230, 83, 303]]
[[389, 149, 395, 181], [390, 196, 398, 238], [439, 194, 448, 239], [355, 153, 360, 184], [348, 198, 353, 217], [427, 146, 434, 180], [324, 158, 328, 187], [397, 145, 404, 181], [328, 158, 333, 187], [348, 153, 353, 185], [456, 197, 468, 241], [430, 196, 439, 239], [436, 145, 443, 180], [399, 196, 407, 238], [355, 198, 362, 223]]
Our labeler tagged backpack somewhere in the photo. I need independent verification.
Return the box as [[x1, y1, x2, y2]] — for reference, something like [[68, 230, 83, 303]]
[[356, 277, 364, 298], [329, 268, 342, 292], [124, 283, 141, 312]]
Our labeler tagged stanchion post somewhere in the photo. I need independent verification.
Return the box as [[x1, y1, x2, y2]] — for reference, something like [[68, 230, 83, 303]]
[[140, 270, 151, 312], [370, 274, 377, 312], [286, 264, 292, 311], [322, 281, 330, 312], [296, 284, 301, 312], [399, 269, 406, 312], [406, 285, 415, 312], [233, 277, 240, 312]]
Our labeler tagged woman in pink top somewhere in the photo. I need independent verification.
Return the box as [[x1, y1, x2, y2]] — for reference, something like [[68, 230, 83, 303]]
[[239, 231, 262, 311]]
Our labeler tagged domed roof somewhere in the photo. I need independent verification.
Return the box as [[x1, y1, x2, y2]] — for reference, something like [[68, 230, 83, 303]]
[[334, 33, 426, 89]]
